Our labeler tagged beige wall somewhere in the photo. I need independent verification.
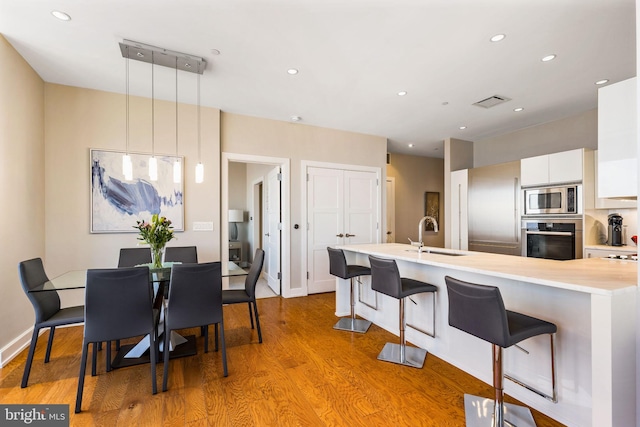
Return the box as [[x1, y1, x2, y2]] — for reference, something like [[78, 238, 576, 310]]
[[221, 112, 387, 289], [0, 36, 45, 359], [43, 84, 221, 280], [386, 153, 444, 247], [474, 109, 598, 167]]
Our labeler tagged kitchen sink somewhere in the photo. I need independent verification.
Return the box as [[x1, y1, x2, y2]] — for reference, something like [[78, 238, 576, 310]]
[[404, 249, 466, 256]]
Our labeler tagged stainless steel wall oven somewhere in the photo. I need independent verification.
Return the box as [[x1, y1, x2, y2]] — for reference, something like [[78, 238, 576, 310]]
[[521, 218, 583, 260]]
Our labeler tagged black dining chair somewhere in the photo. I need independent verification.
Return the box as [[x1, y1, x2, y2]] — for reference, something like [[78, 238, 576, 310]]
[[18, 258, 85, 388], [75, 267, 159, 413], [164, 246, 198, 263], [117, 247, 152, 267], [163, 262, 227, 391], [222, 248, 265, 343]]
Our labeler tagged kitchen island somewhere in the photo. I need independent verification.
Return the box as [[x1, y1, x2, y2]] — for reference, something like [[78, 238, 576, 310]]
[[335, 243, 637, 427]]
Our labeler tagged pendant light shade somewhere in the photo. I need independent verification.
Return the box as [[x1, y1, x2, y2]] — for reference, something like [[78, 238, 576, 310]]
[[173, 159, 181, 183], [123, 154, 133, 181], [149, 156, 158, 181], [195, 162, 204, 183]]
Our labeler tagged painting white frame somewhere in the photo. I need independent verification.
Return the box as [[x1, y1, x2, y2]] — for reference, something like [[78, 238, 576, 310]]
[[90, 149, 184, 233]]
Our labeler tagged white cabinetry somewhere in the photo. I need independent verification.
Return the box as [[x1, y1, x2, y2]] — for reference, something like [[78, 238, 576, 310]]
[[449, 169, 468, 250], [521, 149, 583, 187], [597, 77, 637, 199], [584, 247, 637, 258]]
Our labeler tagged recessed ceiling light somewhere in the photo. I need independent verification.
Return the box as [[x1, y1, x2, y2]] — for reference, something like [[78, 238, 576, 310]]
[[490, 34, 506, 42], [541, 54, 556, 62], [408, 143, 414, 148], [595, 79, 609, 85], [459, 126, 467, 130], [290, 116, 302, 122], [51, 10, 71, 21], [442, 101, 449, 106], [210, 49, 221, 55], [287, 69, 299, 75], [397, 91, 407, 96], [514, 107, 524, 112]]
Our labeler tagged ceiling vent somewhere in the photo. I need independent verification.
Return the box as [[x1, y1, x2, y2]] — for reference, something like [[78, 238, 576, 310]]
[[473, 95, 511, 109]]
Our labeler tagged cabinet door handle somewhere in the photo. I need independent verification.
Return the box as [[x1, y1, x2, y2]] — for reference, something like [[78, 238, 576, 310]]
[[336, 233, 344, 237], [345, 233, 355, 237]]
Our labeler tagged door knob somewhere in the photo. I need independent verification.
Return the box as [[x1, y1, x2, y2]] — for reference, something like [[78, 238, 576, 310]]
[[345, 233, 355, 237], [336, 233, 344, 237], [386, 231, 392, 235], [264, 233, 270, 237]]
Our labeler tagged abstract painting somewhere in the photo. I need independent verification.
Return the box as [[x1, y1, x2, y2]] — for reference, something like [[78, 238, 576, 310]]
[[90, 149, 184, 233], [424, 191, 439, 232]]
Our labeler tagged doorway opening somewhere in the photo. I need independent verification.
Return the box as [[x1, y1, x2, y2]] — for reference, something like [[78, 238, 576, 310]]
[[222, 153, 291, 298]]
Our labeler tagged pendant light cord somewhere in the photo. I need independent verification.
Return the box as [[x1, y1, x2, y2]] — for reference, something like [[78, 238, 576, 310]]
[[125, 48, 129, 154], [151, 53, 155, 156], [197, 73, 201, 162], [175, 57, 178, 156]]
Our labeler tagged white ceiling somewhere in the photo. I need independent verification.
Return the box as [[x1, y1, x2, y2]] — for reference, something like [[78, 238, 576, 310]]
[[0, 0, 636, 158]]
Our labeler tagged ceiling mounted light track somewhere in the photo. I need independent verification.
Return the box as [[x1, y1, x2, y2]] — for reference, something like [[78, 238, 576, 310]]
[[119, 39, 207, 74]]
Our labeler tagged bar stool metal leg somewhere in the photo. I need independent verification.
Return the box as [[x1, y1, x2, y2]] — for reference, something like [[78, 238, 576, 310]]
[[377, 297, 427, 368], [333, 277, 372, 333], [463, 344, 536, 427]]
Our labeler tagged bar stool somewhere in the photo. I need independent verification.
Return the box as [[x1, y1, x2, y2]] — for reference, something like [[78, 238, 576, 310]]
[[369, 255, 437, 368], [445, 275, 558, 427], [327, 247, 372, 333]]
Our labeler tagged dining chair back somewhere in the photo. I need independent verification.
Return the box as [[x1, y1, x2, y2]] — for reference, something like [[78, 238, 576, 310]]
[[222, 248, 265, 343], [75, 266, 158, 413], [164, 246, 198, 263], [18, 258, 84, 388], [117, 247, 152, 267], [163, 262, 227, 391]]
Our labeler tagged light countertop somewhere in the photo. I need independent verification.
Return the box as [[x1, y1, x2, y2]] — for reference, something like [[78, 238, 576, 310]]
[[584, 244, 637, 252], [338, 243, 637, 295]]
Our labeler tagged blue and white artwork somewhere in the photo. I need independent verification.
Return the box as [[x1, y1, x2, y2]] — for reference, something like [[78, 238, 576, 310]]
[[90, 149, 184, 233]]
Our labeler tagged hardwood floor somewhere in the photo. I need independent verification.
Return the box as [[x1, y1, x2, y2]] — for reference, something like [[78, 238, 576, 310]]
[[0, 293, 565, 426]]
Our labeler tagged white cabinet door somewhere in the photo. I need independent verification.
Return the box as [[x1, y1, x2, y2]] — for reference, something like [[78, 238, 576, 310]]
[[449, 169, 468, 250], [549, 149, 583, 184], [521, 154, 549, 186], [307, 167, 378, 294], [598, 77, 637, 198]]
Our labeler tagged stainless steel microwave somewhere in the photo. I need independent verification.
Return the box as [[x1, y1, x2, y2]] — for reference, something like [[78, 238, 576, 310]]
[[523, 185, 580, 215]]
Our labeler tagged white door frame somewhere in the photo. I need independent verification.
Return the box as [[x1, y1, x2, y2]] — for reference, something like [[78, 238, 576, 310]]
[[301, 160, 382, 296], [222, 153, 291, 297]]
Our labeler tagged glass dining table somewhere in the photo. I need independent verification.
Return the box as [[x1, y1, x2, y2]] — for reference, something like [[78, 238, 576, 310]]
[[29, 262, 246, 368]]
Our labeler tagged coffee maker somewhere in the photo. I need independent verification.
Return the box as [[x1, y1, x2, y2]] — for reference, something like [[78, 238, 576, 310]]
[[608, 213, 623, 246]]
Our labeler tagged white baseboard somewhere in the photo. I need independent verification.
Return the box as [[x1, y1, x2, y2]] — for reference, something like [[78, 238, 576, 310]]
[[0, 323, 84, 368], [0, 327, 33, 368]]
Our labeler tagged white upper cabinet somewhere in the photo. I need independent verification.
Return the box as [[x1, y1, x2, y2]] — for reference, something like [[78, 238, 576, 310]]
[[521, 149, 583, 187], [597, 77, 637, 199]]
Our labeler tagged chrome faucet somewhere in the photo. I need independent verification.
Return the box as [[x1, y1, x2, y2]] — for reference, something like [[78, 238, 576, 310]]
[[416, 216, 439, 253]]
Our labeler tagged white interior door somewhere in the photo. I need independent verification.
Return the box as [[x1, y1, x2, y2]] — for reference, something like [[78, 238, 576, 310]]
[[307, 167, 378, 294], [386, 177, 395, 243], [265, 167, 281, 295]]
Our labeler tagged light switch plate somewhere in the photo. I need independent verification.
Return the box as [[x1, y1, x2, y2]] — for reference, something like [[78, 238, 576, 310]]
[[193, 221, 214, 231]]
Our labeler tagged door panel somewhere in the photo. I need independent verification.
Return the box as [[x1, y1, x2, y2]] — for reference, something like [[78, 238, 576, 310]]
[[265, 168, 281, 295], [307, 167, 378, 294]]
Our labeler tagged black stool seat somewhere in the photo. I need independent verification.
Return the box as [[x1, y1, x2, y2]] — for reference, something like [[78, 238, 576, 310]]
[[397, 277, 437, 299], [369, 255, 437, 369], [445, 275, 558, 427], [327, 247, 372, 333]]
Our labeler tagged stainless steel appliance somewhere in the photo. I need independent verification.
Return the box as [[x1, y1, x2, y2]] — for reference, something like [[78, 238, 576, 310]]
[[468, 161, 521, 256], [521, 218, 583, 260], [607, 213, 623, 246], [523, 185, 580, 216]]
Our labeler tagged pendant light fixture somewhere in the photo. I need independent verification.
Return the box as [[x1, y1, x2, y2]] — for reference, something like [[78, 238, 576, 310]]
[[149, 53, 158, 181], [195, 73, 204, 184], [173, 57, 181, 183], [122, 47, 133, 181]]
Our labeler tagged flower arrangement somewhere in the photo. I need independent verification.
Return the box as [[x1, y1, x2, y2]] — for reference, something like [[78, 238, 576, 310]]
[[134, 214, 175, 268]]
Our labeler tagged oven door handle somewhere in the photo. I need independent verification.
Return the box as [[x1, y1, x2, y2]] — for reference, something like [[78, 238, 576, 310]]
[[525, 230, 573, 236]]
